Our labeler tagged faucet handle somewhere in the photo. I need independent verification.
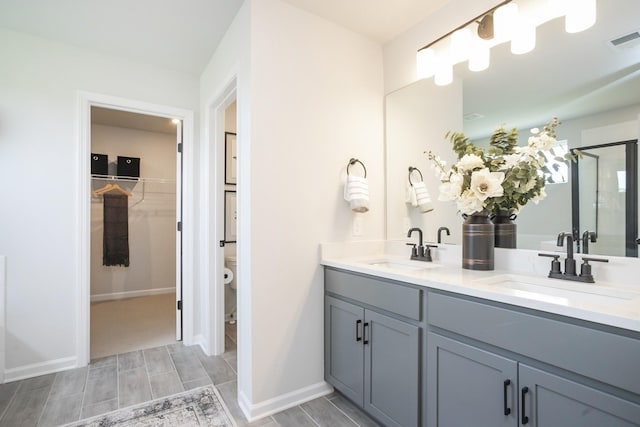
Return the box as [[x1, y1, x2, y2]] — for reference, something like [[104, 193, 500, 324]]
[[406, 243, 418, 258], [538, 253, 561, 274], [579, 257, 608, 283], [424, 244, 438, 262], [581, 257, 608, 263]]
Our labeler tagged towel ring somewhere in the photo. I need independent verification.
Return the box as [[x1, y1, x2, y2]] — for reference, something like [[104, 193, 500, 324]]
[[347, 158, 367, 178], [408, 166, 423, 186]]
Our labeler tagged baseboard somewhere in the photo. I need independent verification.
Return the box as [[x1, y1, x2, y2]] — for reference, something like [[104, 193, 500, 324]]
[[240, 381, 334, 422], [4, 356, 77, 383], [90, 287, 175, 302], [191, 334, 206, 351]]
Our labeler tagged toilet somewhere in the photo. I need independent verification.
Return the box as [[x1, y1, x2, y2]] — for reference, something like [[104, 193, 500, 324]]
[[224, 256, 237, 323]]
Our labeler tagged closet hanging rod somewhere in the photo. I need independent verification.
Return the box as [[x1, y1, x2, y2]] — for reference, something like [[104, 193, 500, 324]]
[[91, 175, 176, 184]]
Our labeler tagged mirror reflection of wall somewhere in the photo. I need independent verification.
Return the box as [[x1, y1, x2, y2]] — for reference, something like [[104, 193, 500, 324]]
[[385, 79, 463, 244], [385, 0, 640, 257]]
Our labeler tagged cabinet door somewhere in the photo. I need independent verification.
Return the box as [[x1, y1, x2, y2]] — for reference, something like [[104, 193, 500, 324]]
[[364, 309, 420, 427], [427, 333, 518, 427], [325, 296, 365, 405], [519, 364, 640, 427]]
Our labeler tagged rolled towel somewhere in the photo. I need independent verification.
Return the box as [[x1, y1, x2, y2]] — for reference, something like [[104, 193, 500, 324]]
[[405, 183, 418, 206], [344, 175, 370, 213], [412, 181, 434, 213]]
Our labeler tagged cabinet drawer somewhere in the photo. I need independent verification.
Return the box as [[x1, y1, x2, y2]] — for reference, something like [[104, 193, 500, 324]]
[[325, 268, 421, 321], [428, 291, 640, 395]]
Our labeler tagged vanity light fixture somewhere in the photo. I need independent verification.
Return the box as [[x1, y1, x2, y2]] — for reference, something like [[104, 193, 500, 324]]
[[493, 2, 519, 41], [415, 0, 597, 84], [511, 15, 536, 54], [564, 0, 596, 33], [416, 0, 516, 82]]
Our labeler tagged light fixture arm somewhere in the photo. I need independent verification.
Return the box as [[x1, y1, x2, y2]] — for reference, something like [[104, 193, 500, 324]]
[[417, 0, 512, 52]]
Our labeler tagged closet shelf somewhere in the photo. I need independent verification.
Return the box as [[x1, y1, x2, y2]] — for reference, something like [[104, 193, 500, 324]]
[[91, 175, 176, 184]]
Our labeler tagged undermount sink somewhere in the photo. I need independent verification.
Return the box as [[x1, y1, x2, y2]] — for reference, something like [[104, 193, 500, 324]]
[[473, 274, 639, 306], [363, 258, 441, 272]]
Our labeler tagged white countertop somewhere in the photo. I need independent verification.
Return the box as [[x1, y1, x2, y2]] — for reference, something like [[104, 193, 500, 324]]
[[320, 241, 640, 333]]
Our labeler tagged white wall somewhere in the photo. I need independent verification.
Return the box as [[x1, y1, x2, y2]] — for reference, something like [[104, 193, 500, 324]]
[[198, 0, 251, 400], [385, 78, 463, 243], [0, 27, 198, 379], [90, 124, 177, 299], [248, 0, 384, 414], [200, 0, 385, 419]]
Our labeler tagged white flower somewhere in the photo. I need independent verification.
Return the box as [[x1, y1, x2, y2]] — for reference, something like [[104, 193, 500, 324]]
[[456, 154, 485, 171], [499, 153, 522, 170], [529, 133, 557, 151], [431, 161, 449, 181], [469, 168, 505, 201], [438, 173, 463, 201], [457, 189, 485, 215]]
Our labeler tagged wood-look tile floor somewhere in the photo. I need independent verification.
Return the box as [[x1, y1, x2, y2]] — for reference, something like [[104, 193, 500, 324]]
[[0, 323, 380, 427]]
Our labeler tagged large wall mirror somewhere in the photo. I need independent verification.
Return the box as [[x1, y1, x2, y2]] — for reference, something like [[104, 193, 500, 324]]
[[385, 0, 640, 257]]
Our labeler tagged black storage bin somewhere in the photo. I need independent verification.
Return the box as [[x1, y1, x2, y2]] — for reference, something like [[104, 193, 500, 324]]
[[91, 153, 108, 175], [117, 156, 140, 178]]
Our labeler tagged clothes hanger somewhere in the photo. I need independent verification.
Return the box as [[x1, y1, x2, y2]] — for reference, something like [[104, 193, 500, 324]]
[[93, 183, 133, 197]]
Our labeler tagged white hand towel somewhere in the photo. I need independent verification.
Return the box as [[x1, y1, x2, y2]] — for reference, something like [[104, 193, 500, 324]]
[[344, 175, 370, 213], [405, 183, 418, 207], [412, 181, 434, 213]]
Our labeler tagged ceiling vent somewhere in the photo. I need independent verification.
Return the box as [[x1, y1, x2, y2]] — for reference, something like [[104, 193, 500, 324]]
[[609, 30, 640, 50]]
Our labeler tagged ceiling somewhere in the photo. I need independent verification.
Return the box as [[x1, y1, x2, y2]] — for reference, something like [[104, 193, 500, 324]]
[[282, 0, 450, 42], [0, 0, 448, 78], [461, 0, 640, 139], [0, 0, 245, 76], [3, 0, 637, 138], [91, 107, 178, 135]]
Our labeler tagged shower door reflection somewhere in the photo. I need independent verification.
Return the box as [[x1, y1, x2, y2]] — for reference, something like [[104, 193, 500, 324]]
[[571, 140, 638, 257]]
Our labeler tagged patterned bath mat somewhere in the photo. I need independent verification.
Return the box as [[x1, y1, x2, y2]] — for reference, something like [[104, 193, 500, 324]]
[[64, 385, 236, 426]]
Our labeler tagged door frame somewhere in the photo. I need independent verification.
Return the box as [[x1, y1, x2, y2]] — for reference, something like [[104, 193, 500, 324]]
[[76, 91, 195, 366], [203, 78, 237, 355]]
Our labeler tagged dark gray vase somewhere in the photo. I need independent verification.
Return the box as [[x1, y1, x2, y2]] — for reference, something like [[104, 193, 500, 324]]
[[462, 212, 495, 271], [492, 211, 517, 249]]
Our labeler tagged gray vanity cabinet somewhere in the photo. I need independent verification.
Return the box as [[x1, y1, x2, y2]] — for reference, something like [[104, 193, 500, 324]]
[[427, 291, 640, 427], [325, 268, 422, 427], [519, 365, 640, 427], [428, 333, 640, 426], [325, 296, 365, 405], [427, 333, 517, 427]]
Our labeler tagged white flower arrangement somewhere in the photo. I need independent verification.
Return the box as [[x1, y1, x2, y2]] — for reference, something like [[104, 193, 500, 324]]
[[429, 117, 577, 216]]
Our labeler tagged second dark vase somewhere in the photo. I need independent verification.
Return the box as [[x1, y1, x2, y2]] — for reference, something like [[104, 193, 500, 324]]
[[462, 212, 495, 271], [492, 211, 517, 249]]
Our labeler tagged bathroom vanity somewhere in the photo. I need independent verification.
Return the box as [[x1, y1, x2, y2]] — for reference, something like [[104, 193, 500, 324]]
[[321, 242, 640, 427]]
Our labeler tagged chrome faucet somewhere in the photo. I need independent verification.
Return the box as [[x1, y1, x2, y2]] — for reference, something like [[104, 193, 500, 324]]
[[407, 227, 436, 262], [437, 227, 450, 244], [582, 230, 597, 254]]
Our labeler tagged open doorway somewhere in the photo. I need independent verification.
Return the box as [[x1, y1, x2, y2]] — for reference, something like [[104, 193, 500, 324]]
[[88, 106, 182, 359], [222, 101, 238, 354]]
